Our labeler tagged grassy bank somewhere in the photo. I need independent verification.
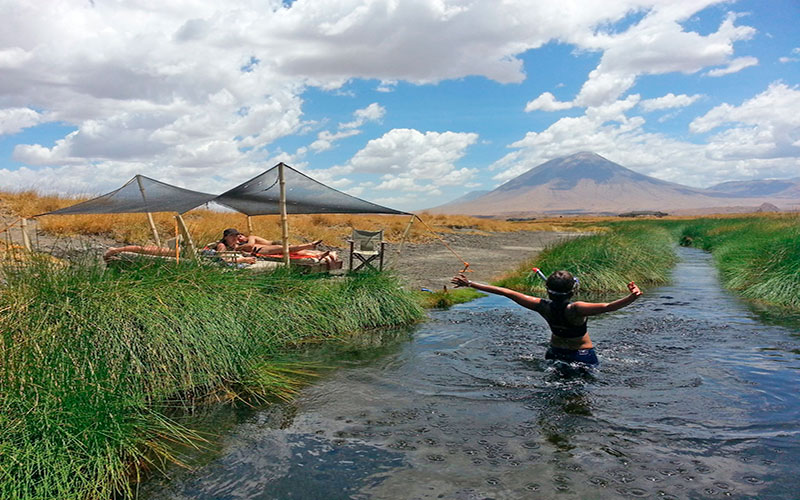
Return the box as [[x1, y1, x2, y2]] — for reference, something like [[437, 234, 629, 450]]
[[492, 213, 800, 312], [418, 287, 486, 309], [0, 260, 423, 499], [674, 214, 800, 310], [495, 223, 678, 294]]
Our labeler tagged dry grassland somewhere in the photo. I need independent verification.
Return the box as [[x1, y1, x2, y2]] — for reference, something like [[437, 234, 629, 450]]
[[1, 190, 607, 246]]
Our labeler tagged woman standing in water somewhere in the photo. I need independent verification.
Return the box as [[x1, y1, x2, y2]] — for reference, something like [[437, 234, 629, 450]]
[[451, 270, 642, 366]]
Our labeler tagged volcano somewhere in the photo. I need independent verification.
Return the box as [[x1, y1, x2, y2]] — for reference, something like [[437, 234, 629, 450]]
[[429, 152, 797, 216]]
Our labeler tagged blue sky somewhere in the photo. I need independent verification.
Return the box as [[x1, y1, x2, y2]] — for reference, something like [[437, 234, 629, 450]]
[[0, 0, 798, 210]]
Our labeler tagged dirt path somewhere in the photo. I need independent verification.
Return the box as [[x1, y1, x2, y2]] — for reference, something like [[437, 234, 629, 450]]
[[387, 230, 578, 290]]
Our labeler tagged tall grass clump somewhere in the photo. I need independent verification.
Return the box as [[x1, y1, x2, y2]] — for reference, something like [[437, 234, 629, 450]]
[[0, 259, 423, 499], [495, 223, 678, 294], [676, 214, 800, 310]]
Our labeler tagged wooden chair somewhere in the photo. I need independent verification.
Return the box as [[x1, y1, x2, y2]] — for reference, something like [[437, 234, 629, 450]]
[[347, 229, 386, 271]]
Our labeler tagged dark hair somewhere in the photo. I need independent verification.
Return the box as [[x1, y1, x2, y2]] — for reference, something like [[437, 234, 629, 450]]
[[546, 270, 577, 300], [222, 228, 240, 240]]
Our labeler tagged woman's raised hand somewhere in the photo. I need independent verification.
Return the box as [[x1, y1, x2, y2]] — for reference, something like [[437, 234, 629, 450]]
[[451, 274, 471, 288]]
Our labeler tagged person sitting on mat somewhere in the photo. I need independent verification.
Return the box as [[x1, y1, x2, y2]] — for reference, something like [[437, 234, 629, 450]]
[[216, 228, 338, 264], [450, 270, 642, 367]]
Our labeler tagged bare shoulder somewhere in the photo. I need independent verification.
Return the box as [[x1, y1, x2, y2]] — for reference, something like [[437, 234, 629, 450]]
[[569, 300, 609, 316], [514, 291, 543, 310]]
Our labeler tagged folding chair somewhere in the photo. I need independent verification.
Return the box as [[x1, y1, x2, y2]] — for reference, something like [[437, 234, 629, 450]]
[[347, 229, 386, 271]]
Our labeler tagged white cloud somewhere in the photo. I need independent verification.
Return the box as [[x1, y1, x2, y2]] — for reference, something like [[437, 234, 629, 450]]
[[571, 9, 756, 106], [491, 82, 800, 188], [690, 82, 800, 161], [334, 128, 478, 195], [339, 102, 385, 129], [640, 93, 702, 111], [0, 107, 44, 135], [309, 129, 361, 152], [344, 185, 365, 196], [0, 0, 780, 204], [0, 47, 32, 69], [525, 92, 573, 112], [376, 80, 397, 92], [310, 102, 385, 152], [705, 56, 758, 77], [375, 176, 441, 193], [344, 128, 477, 174], [779, 48, 800, 64]]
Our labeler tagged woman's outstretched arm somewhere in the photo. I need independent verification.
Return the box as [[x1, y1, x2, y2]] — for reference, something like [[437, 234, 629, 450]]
[[571, 282, 642, 317], [451, 274, 542, 310]]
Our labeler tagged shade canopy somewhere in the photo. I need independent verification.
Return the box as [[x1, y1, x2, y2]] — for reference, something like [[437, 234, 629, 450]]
[[41, 175, 217, 216], [214, 163, 409, 216]]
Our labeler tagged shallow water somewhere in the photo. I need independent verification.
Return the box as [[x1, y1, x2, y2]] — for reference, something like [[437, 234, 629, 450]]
[[141, 247, 800, 499]]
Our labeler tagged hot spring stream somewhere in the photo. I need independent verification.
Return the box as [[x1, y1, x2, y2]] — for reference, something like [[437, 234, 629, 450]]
[[141, 247, 800, 499]]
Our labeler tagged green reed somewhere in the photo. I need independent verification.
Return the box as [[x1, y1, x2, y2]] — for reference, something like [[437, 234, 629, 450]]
[[0, 259, 423, 499], [495, 223, 678, 294], [673, 214, 800, 310], [495, 214, 800, 311]]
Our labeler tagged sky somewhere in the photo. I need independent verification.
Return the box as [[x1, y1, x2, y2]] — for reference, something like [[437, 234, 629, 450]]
[[0, 0, 798, 211]]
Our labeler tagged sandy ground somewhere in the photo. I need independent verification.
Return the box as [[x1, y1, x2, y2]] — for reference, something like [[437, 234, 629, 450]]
[[386, 230, 579, 290]]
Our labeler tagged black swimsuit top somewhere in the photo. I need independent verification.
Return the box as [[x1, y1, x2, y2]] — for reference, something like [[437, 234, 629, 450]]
[[540, 299, 587, 338]]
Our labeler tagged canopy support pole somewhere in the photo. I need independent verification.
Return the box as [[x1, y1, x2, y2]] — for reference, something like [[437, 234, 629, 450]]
[[174, 218, 180, 264], [20, 218, 32, 251], [278, 163, 290, 266], [136, 176, 161, 247], [145, 212, 160, 247], [247, 216, 254, 235], [174, 214, 198, 262]]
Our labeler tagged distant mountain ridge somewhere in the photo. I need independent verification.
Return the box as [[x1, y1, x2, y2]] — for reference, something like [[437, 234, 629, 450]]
[[433, 189, 490, 208], [707, 178, 800, 198], [428, 152, 798, 216]]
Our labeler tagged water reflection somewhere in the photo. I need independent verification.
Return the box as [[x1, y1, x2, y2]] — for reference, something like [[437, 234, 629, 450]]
[[536, 385, 592, 451], [142, 247, 800, 499]]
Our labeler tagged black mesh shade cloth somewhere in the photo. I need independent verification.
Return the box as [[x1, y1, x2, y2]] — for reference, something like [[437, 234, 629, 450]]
[[41, 175, 217, 216], [214, 163, 409, 216]]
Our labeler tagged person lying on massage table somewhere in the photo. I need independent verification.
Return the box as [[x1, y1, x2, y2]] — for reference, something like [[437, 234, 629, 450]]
[[215, 228, 338, 264]]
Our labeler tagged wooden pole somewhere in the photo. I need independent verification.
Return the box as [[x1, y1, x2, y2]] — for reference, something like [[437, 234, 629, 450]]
[[247, 216, 254, 235], [174, 214, 198, 262], [20, 218, 32, 251], [4, 225, 12, 257], [278, 163, 290, 266], [174, 218, 180, 264], [136, 176, 161, 247]]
